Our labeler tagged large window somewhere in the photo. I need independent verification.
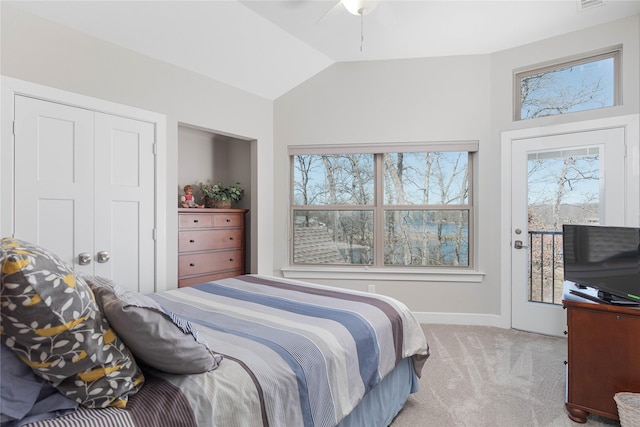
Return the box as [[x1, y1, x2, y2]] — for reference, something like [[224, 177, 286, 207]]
[[290, 143, 476, 269], [515, 49, 620, 121]]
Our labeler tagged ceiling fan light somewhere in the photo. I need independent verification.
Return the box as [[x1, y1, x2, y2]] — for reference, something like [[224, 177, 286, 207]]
[[341, 0, 377, 16]]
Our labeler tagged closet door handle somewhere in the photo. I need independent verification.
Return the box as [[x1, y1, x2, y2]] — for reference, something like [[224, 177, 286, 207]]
[[78, 252, 92, 265], [97, 251, 110, 263]]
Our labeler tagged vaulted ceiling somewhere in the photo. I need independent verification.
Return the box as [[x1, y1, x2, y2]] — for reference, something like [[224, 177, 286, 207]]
[[7, 1, 640, 100]]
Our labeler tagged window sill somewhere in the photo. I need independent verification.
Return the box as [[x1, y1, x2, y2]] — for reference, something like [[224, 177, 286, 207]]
[[281, 266, 485, 282]]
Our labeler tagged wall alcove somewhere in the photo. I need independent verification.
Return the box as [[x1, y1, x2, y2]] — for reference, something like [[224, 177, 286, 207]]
[[177, 123, 253, 274]]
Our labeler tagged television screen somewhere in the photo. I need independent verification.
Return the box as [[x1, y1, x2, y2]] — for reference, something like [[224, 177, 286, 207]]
[[563, 224, 640, 303]]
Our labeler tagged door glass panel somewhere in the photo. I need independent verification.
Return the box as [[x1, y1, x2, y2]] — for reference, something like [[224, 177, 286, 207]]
[[527, 146, 600, 304]]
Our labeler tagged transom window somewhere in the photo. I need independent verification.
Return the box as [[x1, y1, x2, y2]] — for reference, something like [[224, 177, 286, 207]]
[[289, 142, 476, 269], [515, 49, 620, 121]]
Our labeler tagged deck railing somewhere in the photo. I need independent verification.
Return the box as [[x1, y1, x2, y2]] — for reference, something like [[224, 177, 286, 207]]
[[528, 230, 564, 305]]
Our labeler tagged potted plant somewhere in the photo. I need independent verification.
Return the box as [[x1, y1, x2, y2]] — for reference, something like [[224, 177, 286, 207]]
[[199, 181, 244, 208]]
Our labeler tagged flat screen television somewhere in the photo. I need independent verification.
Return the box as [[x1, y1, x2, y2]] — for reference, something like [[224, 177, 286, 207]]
[[562, 224, 640, 305]]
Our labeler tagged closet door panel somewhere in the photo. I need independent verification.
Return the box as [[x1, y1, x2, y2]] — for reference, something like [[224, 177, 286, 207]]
[[107, 201, 142, 291], [14, 97, 156, 294], [36, 200, 75, 268], [14, 95, 94, 275], [94, 113, 155, 294]]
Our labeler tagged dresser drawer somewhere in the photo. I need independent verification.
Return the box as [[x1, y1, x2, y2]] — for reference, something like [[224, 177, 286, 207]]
[[179, 214, 213, 229], [177, 209, 247, 287], [212, 213, 245, 228], [179, 229, 243, 252], [179, 250, 243, 277]]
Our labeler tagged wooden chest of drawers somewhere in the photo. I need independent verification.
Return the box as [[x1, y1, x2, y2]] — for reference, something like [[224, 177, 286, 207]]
[[563, 282, 640, 423], [178, 208, 248, 287]]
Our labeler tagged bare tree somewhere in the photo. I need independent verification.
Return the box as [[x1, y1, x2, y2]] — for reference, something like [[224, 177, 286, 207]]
[[527, 154, 599, 303], [383, 154, 413, 264], [521, 71, 608, 119], [321, 155, 338, 204], [294, 152, 471, 267], [420, 153, 435, 266]]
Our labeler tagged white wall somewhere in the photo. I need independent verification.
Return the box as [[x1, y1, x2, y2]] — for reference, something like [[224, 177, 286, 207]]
[[178, 126, 216, 199], [491, 14, 640, 133], [177, 126, 252, 212], [490, 14, 640, 327], [0, 4, 274, 285], [2, 3, 638, 325], [274, 56, 496, 321], [274, 15, 640, 325]]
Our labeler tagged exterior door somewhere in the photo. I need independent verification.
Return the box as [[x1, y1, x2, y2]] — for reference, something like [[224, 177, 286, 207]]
[[14, 95, 155, 294], [510, 127, 627, 336]]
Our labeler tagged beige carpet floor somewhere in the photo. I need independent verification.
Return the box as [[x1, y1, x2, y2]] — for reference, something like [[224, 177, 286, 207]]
[[391, 324, 620, 427]]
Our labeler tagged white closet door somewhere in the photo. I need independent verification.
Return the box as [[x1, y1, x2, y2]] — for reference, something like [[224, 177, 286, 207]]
[[94, 113, 155, 294], [14, 96, 156, 294], [14, 95, 95, 276]]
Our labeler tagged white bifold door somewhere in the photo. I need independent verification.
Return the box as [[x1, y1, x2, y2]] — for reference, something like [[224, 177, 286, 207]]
[[13, 95, 155, 294]]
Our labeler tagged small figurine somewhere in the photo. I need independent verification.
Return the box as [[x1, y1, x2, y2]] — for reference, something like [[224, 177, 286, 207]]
[[180, 184, 204, 208]]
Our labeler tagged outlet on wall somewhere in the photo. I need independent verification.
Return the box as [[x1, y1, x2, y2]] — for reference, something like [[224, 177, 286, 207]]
[[367, 284, 376, 294]]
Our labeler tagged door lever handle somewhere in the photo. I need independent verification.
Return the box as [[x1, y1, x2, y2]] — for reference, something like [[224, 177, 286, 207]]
[[514, 240, 529, 249]]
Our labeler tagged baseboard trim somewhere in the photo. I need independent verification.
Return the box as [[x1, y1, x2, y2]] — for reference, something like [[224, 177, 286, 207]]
[[412, 312, 508, 328]]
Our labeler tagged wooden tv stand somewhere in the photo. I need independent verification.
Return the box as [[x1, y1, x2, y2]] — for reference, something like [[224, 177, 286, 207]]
[[563, 282, 640, 423]]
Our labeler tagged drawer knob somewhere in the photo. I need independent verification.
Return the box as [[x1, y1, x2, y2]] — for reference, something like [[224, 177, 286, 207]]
[[189, 263, 195, 267], [193, 219, 199, 223], [189, 239, 195, 243], [229, 258, 234, 262], [229, 237, 234, 241], [226, 218, 231, 223]]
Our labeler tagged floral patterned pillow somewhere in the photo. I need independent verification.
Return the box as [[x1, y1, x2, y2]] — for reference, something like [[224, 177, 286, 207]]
[[0, 238, 144, 408]]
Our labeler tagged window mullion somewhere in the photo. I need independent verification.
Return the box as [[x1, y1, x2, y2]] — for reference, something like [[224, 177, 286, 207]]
[[374, 153, 384, 267]]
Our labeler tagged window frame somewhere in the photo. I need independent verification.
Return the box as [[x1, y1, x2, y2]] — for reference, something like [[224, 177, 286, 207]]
[[513, 48, 621, 121], [288, 141, 478, 271]]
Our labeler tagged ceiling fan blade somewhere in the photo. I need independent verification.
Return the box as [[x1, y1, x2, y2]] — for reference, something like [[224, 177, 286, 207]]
[[315, 0, 342, 24]]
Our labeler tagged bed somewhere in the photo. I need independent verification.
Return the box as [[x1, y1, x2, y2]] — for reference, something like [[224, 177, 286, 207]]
[[0, 238, 430, 427]]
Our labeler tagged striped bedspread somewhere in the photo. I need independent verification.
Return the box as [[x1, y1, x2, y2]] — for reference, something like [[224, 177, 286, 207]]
[[27, 275, 430, 427]]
